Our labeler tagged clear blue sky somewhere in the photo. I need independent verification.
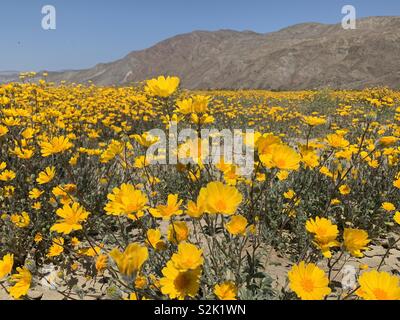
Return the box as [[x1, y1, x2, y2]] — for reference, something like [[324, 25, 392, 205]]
[[1, 0, 399, 71]]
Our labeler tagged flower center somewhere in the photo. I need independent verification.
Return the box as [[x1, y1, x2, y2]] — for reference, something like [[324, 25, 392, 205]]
[[215, 200, 227, 212], [174, 272, 191, 291], [316, 227, 327, 236], [276, 159, 286, 168], [373, 288, 388, 300], [65, 215, 80, 224], [301, 277, 315, 293]]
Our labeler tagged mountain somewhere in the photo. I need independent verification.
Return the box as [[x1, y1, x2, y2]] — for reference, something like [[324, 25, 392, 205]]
[[46, 16, 400, 89]]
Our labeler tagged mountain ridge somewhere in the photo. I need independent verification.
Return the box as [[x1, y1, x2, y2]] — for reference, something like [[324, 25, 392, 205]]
[[6, 16, 400, 90]]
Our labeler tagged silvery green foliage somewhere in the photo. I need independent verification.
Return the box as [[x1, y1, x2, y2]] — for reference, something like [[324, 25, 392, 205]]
[[239, 275, 276, 300]]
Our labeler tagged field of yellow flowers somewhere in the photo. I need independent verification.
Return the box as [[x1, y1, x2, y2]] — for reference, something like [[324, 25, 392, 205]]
[[0, 74, 400, 300]]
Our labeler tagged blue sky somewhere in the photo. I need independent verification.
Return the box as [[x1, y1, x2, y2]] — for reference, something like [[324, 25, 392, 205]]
[[1, 0, 399, 71]]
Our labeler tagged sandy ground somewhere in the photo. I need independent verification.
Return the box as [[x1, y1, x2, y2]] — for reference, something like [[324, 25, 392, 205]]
[[1, 218, 398, 300], [266, 244, 400, 293], [1, 241, 398, 300]]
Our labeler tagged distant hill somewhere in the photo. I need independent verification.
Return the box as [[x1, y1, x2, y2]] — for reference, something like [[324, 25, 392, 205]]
[[0, 71, 19, 83], [9, 16, 400, 90]]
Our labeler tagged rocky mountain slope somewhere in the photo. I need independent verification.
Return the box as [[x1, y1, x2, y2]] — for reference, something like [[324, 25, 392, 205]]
[[40, 16, 400, 90]]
